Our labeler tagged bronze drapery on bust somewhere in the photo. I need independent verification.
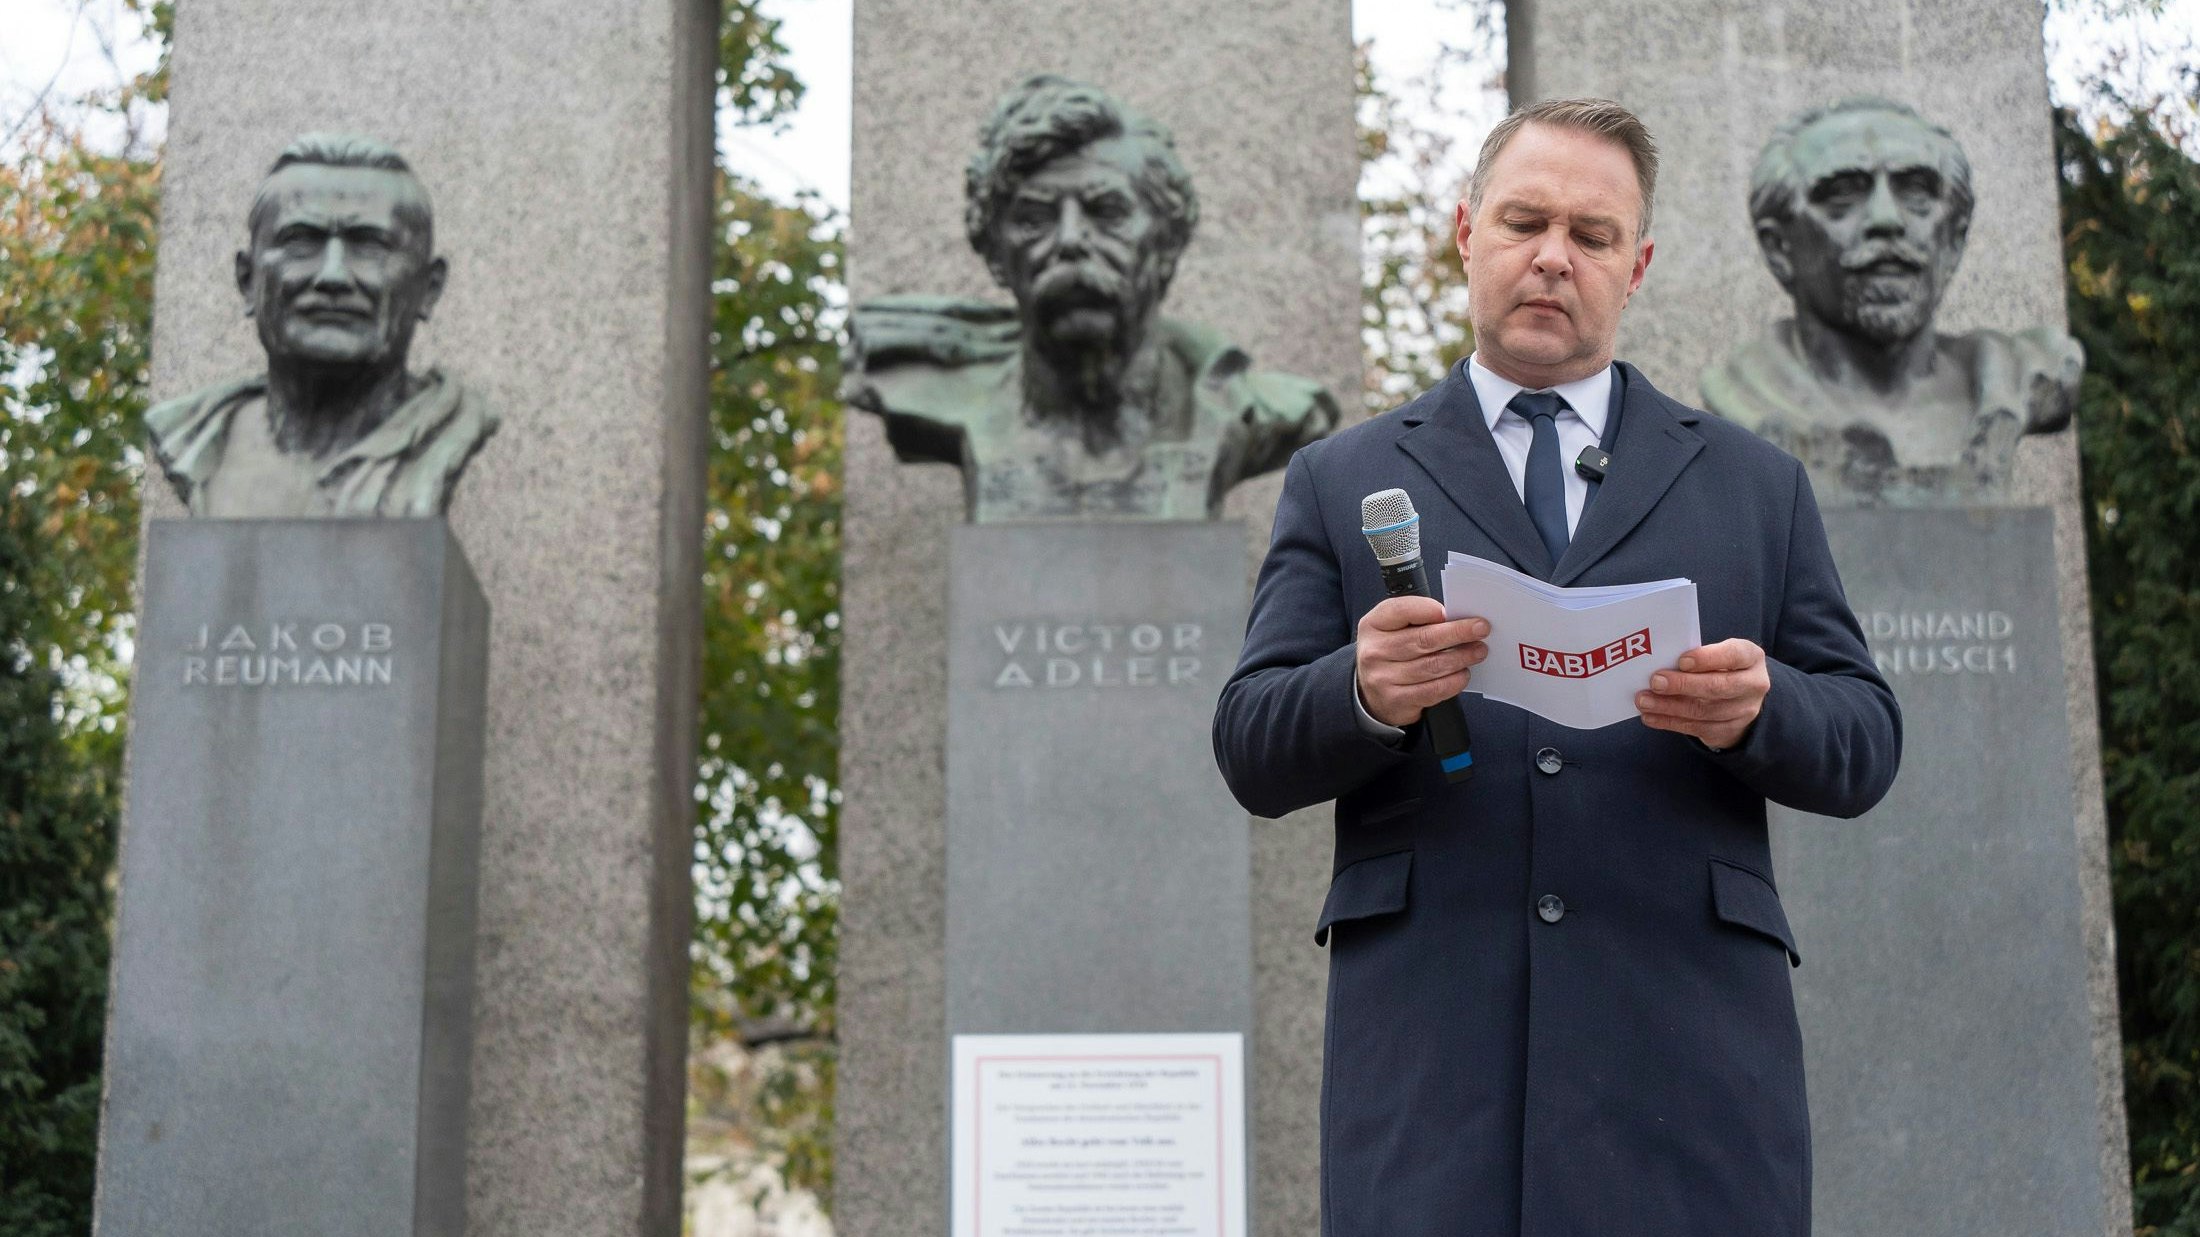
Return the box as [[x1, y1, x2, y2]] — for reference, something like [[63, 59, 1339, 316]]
[[842, 75, 1337, 522]]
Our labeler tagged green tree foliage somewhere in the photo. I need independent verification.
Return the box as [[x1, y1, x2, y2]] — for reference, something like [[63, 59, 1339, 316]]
[[0, 478, 117, 1236], [2059, 94, 2200, 1237], [718, 1, 803, 125], [689, 1, 846, 1211], [0, 17, 159, 1220], [1357, 1, 1501, 414], [1359, 44, 1470, 415], [692, 169, 844, 1204], [0, 108, 162, 781]]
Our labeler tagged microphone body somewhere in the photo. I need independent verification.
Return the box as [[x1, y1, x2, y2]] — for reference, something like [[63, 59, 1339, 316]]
[[1361, 490, 1475, 783], [1376, 557, 1432, 602]]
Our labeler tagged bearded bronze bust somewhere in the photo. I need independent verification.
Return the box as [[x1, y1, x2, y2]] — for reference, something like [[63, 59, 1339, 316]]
[[1702, 98, 2079, 506], [146, 135, 496, 518], [843, 75, 1338, 522]]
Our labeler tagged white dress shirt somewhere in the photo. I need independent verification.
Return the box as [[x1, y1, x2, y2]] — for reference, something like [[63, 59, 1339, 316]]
[[1353, 355, 1616, 739], [1466, 353, 1612, 539]]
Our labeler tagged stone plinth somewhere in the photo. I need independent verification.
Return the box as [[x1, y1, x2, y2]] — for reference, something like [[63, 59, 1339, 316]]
[[98, 520, 486, 1237], [841, 4, 1360, 1233], [1776, 508, 2105, 1235], [1517, 1, 2128, 1231], [133, 2, 715, 1229], [945, 523, 1251, 1039]]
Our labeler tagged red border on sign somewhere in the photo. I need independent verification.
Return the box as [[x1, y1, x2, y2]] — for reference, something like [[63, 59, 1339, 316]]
[[970, 1053, 1228, 1237]]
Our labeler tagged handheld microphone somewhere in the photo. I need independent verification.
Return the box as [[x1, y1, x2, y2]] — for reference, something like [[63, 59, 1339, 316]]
[[1360, 489, 1475, 783]]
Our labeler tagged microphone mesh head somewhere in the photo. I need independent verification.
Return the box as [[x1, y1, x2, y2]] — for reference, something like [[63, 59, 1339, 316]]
[[1360, 488, 1421, 565]]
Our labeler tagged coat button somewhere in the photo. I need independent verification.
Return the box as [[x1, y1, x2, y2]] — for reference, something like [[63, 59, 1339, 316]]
[[1535, 747, 1564, 775], [1537, 894, 1565, 923]]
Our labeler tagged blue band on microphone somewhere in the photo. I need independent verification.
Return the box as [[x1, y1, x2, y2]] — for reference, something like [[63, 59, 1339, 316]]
[[1361, 515, 1420, 536], [1440, 751, 1475, 774]]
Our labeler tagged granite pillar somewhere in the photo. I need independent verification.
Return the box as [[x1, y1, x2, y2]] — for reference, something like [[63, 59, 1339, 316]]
[[126, 1, 717, 1229], [840, 5, 1360, 1233], [1514, 1, 2129, 1231]]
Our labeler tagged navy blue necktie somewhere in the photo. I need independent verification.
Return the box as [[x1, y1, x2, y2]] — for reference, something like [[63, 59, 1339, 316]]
[[1509, 389, 1571, 564]]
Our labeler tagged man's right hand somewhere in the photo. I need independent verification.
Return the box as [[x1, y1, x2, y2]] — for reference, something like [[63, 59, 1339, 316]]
[[1355, 596, 1490, 729]]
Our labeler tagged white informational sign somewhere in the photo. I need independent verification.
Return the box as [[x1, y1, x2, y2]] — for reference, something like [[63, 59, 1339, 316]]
[[1441, 551, 1703, 730], [950, 1032, 1248, 1237]]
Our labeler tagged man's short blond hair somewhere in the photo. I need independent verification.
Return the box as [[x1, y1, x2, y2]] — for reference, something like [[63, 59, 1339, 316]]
[[1466, 98, 1660, 240]]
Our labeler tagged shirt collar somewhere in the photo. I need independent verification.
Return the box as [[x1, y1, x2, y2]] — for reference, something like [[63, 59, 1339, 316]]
[[1466, 353, 1612, 440]]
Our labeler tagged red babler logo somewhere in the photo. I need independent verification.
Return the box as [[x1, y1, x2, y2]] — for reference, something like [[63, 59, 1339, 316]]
[[1519, 628, 1652, 679]]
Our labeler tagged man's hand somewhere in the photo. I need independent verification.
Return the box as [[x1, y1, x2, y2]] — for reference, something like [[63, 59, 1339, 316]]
[[1356, 596, 1489, 729], [1635, 638, 1771, 750]]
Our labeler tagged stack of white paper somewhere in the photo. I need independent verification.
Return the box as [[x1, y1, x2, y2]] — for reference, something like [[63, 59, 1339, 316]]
[[1439, 552, 1702, 730]]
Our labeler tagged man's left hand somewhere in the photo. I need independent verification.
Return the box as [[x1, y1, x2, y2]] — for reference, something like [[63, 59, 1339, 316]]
[[1635, 638, 1771, 750]]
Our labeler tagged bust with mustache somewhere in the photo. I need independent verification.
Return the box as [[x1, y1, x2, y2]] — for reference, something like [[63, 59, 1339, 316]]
[[146, 134, 496, 518], [1702, 98, 2079, 506], [843, 75, 1337, 522]]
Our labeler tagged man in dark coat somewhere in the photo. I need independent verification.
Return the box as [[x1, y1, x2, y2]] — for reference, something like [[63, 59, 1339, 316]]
[[1212, 99, 1901, 1236]]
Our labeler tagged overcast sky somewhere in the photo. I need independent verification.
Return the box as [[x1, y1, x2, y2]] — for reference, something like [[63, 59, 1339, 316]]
[[4, 0, 2195, 205]]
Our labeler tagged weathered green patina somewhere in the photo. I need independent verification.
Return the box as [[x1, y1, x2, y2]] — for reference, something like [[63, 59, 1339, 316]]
[[1703, 98, 2078, 506], [843, 76, 1336, 522], [146, 135, 496, 517]]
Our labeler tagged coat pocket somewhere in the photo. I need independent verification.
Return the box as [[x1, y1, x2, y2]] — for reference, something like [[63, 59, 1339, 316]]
[[1710, 857, 1801, 967], [1314, 850, 1412, 946]]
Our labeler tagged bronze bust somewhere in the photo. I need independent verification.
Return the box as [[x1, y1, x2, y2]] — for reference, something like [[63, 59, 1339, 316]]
[[146, 135, 496, 517], [1702, 98, 2079, 506], [843, 75, 1338, 522]]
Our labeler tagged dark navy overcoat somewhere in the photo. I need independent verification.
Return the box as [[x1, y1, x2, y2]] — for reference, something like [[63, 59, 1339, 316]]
[[1212, 362, 1901, 1237]]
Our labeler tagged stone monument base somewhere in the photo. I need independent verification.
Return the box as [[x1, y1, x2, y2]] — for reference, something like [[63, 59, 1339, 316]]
[[97, 520, 488, 1237], [945, 522, 1252, 1038], [1774, 506, 2106, 1234]]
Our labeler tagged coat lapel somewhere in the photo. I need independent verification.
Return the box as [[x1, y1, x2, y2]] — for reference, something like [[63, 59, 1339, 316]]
[[1552, 362, 1705, 586], [1396, 368, 1555, 576]]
